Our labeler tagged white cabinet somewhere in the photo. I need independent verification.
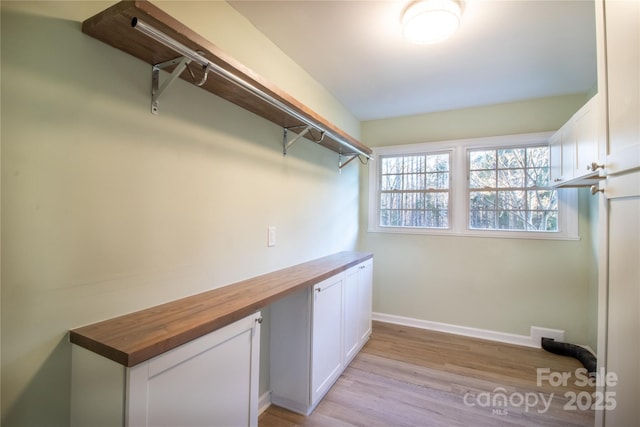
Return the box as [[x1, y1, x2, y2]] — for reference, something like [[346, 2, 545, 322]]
[[269, 274, 344, 415], [270, 258, 373, 415], [343, 259, 373, 363], [71, 312, 262, 427], [311, 277, 344, 403], [550, 94, 604, 187]]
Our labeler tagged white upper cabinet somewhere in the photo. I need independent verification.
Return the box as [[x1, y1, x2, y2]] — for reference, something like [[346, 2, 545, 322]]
[[550, 94, 604, 187]]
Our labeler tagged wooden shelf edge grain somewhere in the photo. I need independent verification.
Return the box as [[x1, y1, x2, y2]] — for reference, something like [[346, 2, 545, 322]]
[[69, 251, 373, 367], [80, 0, 371, 158]]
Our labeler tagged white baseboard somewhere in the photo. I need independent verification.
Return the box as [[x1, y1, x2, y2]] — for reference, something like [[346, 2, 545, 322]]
[[372, 312, 565, 349], [258, 391, 271, 415]]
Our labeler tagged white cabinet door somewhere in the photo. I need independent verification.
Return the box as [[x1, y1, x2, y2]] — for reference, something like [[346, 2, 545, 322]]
[[549, 125, 576, 184], [549, 130, 564, 185], [343, 259, 373, 364], [357, 259, 373, 344], [561, 125, 576, 182], [574, 97, 602, 177], [127, 312, 261, 427], [343, 265, 360, 362], [311, 275, 344, 404], [270, 274, 344, 415]]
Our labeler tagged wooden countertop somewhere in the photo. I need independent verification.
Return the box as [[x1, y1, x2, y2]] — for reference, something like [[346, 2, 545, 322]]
[[69, 251, 373, 367]]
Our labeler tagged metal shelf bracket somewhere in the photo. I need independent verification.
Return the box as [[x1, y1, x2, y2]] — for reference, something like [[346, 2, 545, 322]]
[[338, 153, 358, 173], [151, 56, 191, 114], [282, 125, 328, 156], [283, 125, 312, 156]]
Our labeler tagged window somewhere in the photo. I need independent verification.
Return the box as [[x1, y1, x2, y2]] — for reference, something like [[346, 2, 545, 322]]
[[368, 133, 578, 240], [379, 153, 450, 228], [468, 146, 558, 232]]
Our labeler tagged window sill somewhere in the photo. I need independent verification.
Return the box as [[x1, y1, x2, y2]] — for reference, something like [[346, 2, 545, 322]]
[[367, 226, 580, 241]]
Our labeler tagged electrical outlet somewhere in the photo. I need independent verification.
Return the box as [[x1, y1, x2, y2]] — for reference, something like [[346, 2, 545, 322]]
[[268, 226, 276, 247]]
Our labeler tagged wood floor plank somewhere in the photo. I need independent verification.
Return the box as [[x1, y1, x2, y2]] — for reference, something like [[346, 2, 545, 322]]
[[260, 321, 595, 427]]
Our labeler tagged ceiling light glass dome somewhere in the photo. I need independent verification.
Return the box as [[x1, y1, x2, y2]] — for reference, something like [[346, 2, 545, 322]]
[[402, 0, 462, 44]]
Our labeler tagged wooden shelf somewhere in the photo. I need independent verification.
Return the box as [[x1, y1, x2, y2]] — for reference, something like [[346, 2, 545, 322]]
[[81, 1, 371, 158], [69, 251, 373, 367]]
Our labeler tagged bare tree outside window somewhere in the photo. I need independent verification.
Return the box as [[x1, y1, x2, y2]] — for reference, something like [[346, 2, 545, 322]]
[[468, 146, 558, 231], [379, 153, 450, 228]]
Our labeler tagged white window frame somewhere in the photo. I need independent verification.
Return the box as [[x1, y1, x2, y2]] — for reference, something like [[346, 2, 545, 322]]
[[368, 132, 579, 240]]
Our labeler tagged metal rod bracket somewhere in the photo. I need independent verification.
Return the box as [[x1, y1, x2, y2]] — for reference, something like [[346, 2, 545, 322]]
[[151, 56, 191, 114], [283, 126, 312, 156], [338, 153, 359, 172]]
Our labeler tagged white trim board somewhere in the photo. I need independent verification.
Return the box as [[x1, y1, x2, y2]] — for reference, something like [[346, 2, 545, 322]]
[[258, 391, 271, 415], [372, 312, 565, 349]]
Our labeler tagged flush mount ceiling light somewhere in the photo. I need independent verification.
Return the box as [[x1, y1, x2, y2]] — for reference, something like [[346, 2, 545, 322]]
[[402, 0, 462, 44]]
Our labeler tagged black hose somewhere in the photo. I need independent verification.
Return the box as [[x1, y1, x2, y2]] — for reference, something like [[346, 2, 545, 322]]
[[541, 337, 597, 374]]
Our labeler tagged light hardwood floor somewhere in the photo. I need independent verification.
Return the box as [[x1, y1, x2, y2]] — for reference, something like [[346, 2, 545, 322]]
[[259, 321, 595, 427]]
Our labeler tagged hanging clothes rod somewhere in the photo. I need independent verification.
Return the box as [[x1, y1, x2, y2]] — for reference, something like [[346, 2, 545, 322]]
[[131, 18, 371, 160]]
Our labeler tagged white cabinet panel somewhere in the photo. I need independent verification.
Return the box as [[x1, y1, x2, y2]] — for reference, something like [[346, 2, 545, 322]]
[[343, 265, 360, 362], [72, 312, 261, 427], [134, 317, 258, 427], [269, 288, 312, 412], [311, 277, 344, 403], [549, 130, 564, 185], [344, 259, 373, 364], [357, 259, 373, 344], [574, 98, 602, 176]]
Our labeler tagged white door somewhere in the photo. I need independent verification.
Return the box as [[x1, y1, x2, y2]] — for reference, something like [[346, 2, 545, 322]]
[[311, 275, 343, 404], [596, 1, 640, 426]]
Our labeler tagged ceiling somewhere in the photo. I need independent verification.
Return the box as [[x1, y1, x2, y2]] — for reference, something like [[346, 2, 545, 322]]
[[228, 0, 597, 121]]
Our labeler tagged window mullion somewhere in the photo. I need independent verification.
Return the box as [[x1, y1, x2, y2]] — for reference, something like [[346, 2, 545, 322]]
[[451, 146, 466, 232]]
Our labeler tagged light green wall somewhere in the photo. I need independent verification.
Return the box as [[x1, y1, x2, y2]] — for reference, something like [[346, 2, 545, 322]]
[[360, 95, 597, 347], [0, 1, 360, 425], [1, 2, 601, 425]]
